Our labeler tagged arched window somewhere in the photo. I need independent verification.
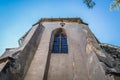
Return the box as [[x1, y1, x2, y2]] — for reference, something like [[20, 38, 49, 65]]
[[52, 29, 68, 53]]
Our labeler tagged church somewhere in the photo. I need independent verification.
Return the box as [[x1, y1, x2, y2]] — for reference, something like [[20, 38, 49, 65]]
[[0, 18, 120, 80]]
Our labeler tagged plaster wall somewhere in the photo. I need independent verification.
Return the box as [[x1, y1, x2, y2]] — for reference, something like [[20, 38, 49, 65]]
[[24, 22, 107, 80]]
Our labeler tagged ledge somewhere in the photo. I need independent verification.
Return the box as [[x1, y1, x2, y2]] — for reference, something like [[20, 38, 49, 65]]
[[33, 18, 88, 26]]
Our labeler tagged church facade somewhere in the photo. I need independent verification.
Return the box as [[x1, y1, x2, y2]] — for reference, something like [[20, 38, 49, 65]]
[[0, 18, 120, 80]]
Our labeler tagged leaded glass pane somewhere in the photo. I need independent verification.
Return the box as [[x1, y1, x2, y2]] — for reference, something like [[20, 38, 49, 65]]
[[53, 45, 59, 53], [52, 32, 68, 53], [61, 45, 68, 53]]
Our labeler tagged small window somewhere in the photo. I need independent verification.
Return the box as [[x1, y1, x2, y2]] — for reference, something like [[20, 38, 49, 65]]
[[52, 31, 68, 54]]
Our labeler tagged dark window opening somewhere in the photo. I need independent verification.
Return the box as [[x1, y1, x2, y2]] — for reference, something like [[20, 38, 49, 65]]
[[52, 33, 68, 53]]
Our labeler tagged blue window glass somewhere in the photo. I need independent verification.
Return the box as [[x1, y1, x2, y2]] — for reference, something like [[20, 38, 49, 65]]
[[61, 45, 68, 53], [52, 33, 68, 53], [61, 38, 67, 44], [61, 34, 68, 53], [53, 45, 59, 53]]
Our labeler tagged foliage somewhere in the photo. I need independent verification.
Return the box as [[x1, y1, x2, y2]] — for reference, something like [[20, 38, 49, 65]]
[[83, 0, 120, 10], [110, 0, 120, 10], [83, 0, 95, 9]]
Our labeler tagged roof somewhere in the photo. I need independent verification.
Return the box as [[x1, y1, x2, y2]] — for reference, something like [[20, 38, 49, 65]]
[[0, 59, 9, 72], [33, 18, 88, 26], [0, 48, 19, 61]]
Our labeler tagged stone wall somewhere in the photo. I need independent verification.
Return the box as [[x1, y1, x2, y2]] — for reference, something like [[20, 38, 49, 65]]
[[40, 22, 107, 80], [0, 24, 44, 80], [100, 43, 120, 80], [0, 18, 120, 80]]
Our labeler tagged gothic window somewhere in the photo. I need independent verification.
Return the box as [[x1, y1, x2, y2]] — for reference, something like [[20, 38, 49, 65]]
[[52, 31, 68, 53]]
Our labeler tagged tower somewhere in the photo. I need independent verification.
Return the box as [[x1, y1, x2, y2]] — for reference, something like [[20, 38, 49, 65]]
[[0, 18, 120, 80]]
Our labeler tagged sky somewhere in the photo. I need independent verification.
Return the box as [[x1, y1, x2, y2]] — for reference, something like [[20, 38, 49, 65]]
[[0, 0, 120, 55]]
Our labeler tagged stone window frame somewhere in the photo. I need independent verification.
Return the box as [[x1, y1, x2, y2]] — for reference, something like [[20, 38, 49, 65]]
[[49, 28, 68, 54]]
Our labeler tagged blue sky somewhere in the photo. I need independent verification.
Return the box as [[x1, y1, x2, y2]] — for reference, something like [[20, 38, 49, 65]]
[[0, 0, 120, 55]]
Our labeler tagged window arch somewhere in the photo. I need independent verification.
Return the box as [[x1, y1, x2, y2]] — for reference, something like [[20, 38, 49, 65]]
[[52, 28, 68, 53]]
